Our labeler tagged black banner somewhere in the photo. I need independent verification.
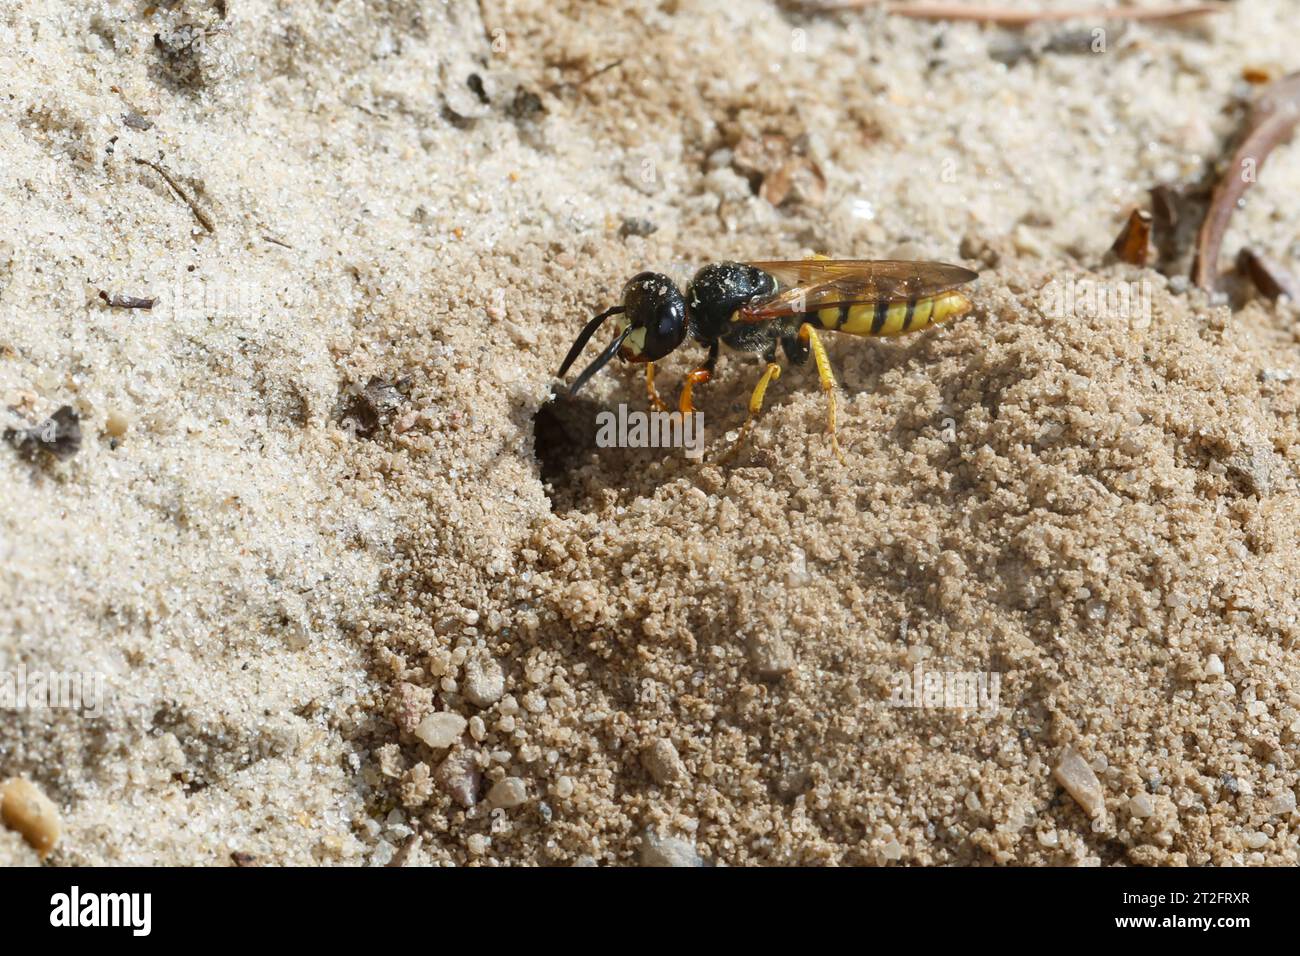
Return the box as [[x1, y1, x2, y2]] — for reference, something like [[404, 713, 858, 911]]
[[0, 866, 1275, 941]]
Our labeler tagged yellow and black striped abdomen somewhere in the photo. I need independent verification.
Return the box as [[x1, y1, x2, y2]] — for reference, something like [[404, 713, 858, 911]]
[[814, 291, 971, 338]]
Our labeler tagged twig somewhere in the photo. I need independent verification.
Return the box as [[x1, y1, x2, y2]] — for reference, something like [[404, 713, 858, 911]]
[[262, 234, 294, 249], [1236, 247, 1300, 301], [1148, 181, 1211, 272], [547, 59, 625, 95], [811, 1, 1223, 23], [350, 101, 391, 120], [578, 59, 625, 85], [1192, 72, 1300, 290], [134, 158, 215, 234]]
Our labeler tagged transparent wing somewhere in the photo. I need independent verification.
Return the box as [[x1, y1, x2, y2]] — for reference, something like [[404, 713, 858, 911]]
[[739, 259, 979, 322]]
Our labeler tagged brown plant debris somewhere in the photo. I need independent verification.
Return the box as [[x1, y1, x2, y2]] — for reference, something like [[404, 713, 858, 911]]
[[547, 59, 626, 97], [1236, 247, 1300, 301], [1193, 71, 1300, 290], [1106, 208, 1154, 266], [732, 134, 827, 207], [1148, 181, 1212, 274], [98, 290, 156, 310], [134, 158, 216, 234]]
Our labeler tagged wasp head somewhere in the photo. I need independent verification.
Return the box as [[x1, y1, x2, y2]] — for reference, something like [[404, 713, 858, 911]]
[[557, 272, 688, 398], [612, 272, 688, 363]]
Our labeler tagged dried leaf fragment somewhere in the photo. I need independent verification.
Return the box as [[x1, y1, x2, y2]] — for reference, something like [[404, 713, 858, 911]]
[[1106, 208, 1153, 266]]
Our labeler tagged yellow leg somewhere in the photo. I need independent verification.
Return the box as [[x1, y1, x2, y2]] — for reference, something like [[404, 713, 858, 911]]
[[722, 362, 782, 462], [798, 323, 846, 463], [679, 367, 710, 414], [645, 362, 667, 412], [679, 344, 719, 415]]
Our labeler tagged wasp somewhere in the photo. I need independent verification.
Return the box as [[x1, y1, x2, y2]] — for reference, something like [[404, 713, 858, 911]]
[[555, 257, 978, 461]]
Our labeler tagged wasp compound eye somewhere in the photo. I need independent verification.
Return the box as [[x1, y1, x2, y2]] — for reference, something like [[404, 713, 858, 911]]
[[617, 272, 687, 362]]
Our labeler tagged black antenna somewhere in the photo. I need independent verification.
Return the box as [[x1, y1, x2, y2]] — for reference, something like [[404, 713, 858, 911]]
[[568, 326, 635, 398], [556, 307, 625, 379]]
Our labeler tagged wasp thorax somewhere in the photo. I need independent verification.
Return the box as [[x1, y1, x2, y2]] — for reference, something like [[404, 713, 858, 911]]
[[685, 262, 777, 342], [616, 272, 688, 362]]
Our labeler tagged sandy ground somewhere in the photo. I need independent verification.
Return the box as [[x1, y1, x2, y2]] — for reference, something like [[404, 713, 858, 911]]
[[2, 0, 1299, 865]]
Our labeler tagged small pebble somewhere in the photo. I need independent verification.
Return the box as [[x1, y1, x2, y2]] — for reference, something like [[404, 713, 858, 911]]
[[435, 748, 480, 808], [488, 776, 527, 809], [1268, 791, 1296, 816], [641, 738, 686, 785], [0, 778, 62, 858], [1053, 746, 1105, 817], [1234, 638, 1255, 665], [105, 409, 130, 438], [463, 658, 505, 707], [640, 832, 702, 867], [414, 711, 467, 749], [468, 716, 487, 740], [1127, 793, 1155, 818], [748, 633, 794, 679]]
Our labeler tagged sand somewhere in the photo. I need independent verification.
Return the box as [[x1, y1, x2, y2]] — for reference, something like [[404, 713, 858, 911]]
[[1, 0, 1298, 866]]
